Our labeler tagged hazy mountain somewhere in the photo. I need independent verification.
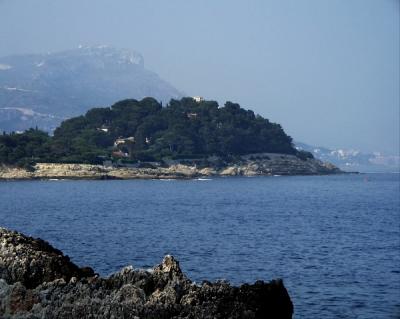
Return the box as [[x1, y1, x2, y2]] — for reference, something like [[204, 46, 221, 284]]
[[295, 142, 399, 173], [0, 46, 183, 132]]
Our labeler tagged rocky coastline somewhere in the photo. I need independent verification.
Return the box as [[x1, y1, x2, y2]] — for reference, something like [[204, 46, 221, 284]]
[[0, 227, 294, 318], [0, 153, 341, 180]]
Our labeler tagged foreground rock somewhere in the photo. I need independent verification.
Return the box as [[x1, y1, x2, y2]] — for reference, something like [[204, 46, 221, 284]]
[[0, 152, 341, 180], [0, 227, 294, 318]]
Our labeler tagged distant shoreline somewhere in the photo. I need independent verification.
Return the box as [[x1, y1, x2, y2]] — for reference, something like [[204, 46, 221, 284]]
[[0, 153, 343, 180]]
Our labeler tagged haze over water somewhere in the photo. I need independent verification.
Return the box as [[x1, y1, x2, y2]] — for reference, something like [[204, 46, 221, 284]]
[[0, 0, 398, 154], [1, 174, 399, 318]]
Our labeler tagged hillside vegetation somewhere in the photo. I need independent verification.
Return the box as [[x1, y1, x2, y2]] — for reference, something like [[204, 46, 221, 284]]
[[0, 97, 310, 167]]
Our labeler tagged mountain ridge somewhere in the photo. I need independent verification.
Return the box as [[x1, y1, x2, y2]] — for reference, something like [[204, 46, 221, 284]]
[[0, 46, 183, 132], [295, 141, 399, 173]]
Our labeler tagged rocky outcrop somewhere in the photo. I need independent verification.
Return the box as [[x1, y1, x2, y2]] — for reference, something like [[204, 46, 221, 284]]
[[0, 228, 94, 289], [0, 153, 341, 180], [0, 227, 294, 318]]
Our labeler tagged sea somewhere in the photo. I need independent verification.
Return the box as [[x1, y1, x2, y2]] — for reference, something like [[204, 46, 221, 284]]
[[0, 173, 399, 319]]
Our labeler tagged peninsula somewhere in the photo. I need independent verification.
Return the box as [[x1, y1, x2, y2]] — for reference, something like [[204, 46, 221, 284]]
[[0, 97, 341, 179]]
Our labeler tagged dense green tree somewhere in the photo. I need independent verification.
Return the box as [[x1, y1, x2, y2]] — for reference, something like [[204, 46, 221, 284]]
[[0, 97, 307, 165], [0, 129, 51, 166]]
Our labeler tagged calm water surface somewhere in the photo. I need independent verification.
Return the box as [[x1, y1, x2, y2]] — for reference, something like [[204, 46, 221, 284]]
[[0, 174, 399, 318]]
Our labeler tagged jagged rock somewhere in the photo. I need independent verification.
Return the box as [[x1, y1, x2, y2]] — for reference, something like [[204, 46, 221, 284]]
[[0, 228, 94, 289], [0, 228, 294, 318]]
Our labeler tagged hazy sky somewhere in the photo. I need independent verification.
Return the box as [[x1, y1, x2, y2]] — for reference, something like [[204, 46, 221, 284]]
[[0, 0, 398, 154]]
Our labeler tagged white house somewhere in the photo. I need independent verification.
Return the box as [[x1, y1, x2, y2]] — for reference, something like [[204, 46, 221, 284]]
[[114, 136, 135, 147], [193, 96, 204, 103]]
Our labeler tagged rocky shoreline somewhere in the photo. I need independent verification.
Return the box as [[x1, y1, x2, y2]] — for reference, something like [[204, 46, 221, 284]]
[[0, 153, 341, 180], [0, 227, 294, 318]]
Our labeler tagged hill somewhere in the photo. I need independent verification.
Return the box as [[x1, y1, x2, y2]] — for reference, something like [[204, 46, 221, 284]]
[[0, 46, 182, 132], [0, 97, 309, 167]]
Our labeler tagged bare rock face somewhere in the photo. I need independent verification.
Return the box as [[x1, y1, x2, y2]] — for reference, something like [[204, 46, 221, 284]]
[[0, 153, 342, 181], [0, 228, 94, 289], [0, 228, 294, 318]]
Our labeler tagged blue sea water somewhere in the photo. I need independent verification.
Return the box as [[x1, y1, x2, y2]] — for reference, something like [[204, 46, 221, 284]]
[[0, 173, 399, 318]]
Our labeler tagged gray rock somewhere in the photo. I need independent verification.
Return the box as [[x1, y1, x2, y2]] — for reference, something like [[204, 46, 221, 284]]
[[0, 228, 293, 318], [0, 228, 94, 289]]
